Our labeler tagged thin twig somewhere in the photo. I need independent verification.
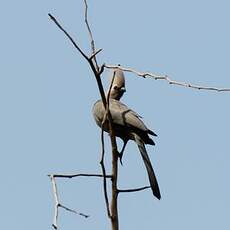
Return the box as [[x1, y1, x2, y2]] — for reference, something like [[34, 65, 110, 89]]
[[105, 64, 230, 92], [90, 48, 103, 60], [48, 13, 89, 61], [48, 13, 107, 107], [100, 125, 111, 218], [49, 173, 112, 179], [99, 71, 117, 218], [83, 0, 99, 70], [49, 175, 89, 230], [118, 186, 150, 193], [59, 204, 89, 218], [105, 71, 120, 230]]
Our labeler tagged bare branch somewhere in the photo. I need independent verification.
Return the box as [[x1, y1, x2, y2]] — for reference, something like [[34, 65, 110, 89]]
[[48, 13, 107, 107], [48, 13, 89, 61], [50, 175, 59, 229], [100, 126, 111, 218], [105, 64, 230, 92], [49, 175, 89, 229], [49, 4, 119, 229], [83, 0, 96, 54], [89, 48, 103, 60], [83, 0, 99, 70], [49, 173, 112, 179], [106, 70, 116, 109], [59, 204, 89, 218], [107, 72, 120, 230], [99, 71, 117, 218], [118, 186, 150, 193]]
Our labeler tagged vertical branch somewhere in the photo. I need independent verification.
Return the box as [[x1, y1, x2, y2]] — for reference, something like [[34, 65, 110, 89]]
[[49, 175, 89, 230], [110, 133, 119, 230], [100, 71, 119, 229], [100, 71, 117, 219], [100, 126, 111, 218], [49, 6, 120, 229], [106, 71, 119, 230], [83, 0, 99, 71], [50, 175, 59, 229]]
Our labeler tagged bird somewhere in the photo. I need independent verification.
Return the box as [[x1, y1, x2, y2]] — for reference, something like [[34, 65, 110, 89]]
[[92, 69, 161, 200]]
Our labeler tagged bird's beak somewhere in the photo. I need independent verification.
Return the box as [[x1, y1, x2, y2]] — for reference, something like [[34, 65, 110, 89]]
[[120, 87, 126, 92]]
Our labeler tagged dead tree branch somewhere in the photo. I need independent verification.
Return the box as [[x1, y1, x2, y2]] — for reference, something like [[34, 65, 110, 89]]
[[90, 48, 103, 60], [49, 173, 112, 179], [100, 124, 111, 218], [48, 13, 106, 104], [49, 175, 89, 230], [83, 0, 99, 70], [100, 71, 117, 218], [118, 186, 150, 193], [58, 204, 89, 218], [49, 6, 120, 229], [105, 64, 230, 92], [48, 14, 89, 61]]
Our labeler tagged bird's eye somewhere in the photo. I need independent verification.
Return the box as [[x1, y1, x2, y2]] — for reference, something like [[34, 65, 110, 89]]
[[113, 86, 118, 90]]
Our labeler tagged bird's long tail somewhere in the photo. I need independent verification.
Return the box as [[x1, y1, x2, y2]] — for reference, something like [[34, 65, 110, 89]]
[[134, 134, 161, 200]]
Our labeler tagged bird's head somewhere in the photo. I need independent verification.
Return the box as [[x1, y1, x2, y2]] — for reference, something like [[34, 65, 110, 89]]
[[108, 69, 126, 100]]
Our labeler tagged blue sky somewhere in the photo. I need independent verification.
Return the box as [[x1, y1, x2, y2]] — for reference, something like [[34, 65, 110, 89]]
[[1, 0, 230, 229]]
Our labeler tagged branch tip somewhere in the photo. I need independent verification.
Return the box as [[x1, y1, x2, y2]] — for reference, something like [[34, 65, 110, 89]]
[[118, 186, 151, 193], [52, 224, 57, 230]]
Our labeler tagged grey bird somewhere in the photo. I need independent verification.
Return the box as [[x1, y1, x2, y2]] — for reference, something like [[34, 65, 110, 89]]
[[92, 70, 161, 200]]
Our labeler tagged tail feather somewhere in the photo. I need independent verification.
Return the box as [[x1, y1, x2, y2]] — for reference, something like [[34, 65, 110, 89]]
[[134, 134, 161, 200], [148, 129, 157, 136]]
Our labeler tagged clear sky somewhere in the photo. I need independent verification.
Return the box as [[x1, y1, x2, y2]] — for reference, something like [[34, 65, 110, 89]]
[[1, 0, 230, 229]]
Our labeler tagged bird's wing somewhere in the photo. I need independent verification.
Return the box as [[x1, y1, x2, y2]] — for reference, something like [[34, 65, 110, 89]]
[[109, 99, 149, 132]]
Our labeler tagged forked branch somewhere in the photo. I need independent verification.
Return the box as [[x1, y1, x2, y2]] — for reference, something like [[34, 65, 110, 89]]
[[49, 175, 89, 230], [49, 5, 120, 229]]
